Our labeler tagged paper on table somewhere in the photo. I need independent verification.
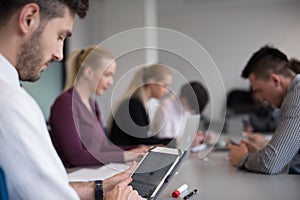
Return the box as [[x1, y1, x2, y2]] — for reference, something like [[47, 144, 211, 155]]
[[67, 163, 130, 182], [190, 143, 207, 153]]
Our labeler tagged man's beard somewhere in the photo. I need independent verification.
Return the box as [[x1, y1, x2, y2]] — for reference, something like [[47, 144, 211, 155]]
[[16, 27, 45, 82]]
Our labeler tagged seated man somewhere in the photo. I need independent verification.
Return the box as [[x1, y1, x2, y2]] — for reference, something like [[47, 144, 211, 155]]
[[0, 1, 142, 199], [227, 45, 300, 175]]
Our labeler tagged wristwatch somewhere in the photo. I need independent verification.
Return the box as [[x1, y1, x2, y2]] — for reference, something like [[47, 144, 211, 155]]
[[95, 180, 103, 200]]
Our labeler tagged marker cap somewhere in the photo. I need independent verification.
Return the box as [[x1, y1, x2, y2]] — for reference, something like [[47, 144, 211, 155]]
[[172, 184, 188, 198], [172, 190, 180, 198]]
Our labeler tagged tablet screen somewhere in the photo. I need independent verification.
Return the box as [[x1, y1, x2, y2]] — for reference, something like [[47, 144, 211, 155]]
[[130, 151, 179, 198]]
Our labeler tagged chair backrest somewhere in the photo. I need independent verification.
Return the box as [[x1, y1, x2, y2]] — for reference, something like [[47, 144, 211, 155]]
[[0, 168, 9, 200], [226, 89, 255, 115]]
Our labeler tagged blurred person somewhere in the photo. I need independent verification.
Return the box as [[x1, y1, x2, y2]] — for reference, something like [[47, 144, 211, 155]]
[[242, 100, 280, 133], [151, 81, 215, 146], [49, 46, 148, 167], [289, 58, 300, 74], [109, 64, 174, 147]]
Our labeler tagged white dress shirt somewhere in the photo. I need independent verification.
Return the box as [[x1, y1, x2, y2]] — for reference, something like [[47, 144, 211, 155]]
[[0, 54, 79, 199], [153, 97, 190, 139]]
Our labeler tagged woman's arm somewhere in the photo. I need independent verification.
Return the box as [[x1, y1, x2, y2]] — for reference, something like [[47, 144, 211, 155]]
[[49, 93, 102, 167]]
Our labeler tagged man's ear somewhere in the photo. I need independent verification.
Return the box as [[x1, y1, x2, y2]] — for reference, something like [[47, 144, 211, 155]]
[[18, 3, 40, 34], [270, 74, 281, 87]]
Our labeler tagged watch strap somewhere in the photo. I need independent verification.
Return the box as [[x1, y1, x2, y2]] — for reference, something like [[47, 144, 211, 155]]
[[95, 180, 103, 200]]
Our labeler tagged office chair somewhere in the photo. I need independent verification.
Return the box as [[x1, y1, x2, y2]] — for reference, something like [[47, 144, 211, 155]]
[[226, 89, 254, 116], [0, 168, 9, 200]]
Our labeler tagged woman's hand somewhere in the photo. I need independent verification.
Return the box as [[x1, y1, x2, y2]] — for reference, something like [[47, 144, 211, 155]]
[[123, 146, 150, 162]]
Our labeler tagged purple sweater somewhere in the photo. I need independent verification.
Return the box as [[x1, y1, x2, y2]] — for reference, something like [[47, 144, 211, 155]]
[[49, 87, 124, 167]]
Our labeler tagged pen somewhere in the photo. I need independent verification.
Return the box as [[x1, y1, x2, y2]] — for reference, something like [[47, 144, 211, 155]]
[[183, 189, 198, 200]]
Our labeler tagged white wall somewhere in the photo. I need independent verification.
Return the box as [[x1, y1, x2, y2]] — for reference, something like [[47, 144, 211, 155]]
[[157, 0, 300, 120], [69, 0, 145, 52], [68, 0, 300, 126], [69, 0, 146, 124]]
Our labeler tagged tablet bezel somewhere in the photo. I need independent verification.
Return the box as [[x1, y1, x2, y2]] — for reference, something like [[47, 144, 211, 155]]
[[130, 146, 185, 199]]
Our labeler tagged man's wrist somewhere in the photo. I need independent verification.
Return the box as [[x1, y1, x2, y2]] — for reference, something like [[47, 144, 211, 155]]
[[95, 180, 103, 200], [237, 154, 249, 170]]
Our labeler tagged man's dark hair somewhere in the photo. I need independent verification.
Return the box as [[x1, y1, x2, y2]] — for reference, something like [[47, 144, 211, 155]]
[[0, 0, 89, 26], [180, 81, 209, 114], [241, 45, 292, 80]]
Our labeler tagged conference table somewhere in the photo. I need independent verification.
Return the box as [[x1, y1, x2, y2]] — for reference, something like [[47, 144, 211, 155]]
[[67, 142, 300, 200], [160, 150, 300, 200]]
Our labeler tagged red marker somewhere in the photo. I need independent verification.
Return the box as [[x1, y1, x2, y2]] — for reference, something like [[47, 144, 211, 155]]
[[172, 184, 188, 198]]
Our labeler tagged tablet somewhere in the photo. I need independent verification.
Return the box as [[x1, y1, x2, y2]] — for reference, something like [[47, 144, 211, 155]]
[[130, 146, 186, 199]]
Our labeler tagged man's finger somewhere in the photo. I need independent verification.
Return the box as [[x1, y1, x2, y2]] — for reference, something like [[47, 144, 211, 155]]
[[126, 161, 138, 174], [226, 143, 233, 149], [115, 177, 133, 187]]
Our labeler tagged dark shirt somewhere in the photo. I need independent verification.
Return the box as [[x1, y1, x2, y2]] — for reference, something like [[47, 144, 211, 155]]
[[49, 87, 124, 167], [109, 97, 172, 147]]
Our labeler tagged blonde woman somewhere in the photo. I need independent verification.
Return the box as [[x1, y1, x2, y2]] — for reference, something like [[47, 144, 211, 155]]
[[109, 64, 175, 147], [49, 46, 148, 167]]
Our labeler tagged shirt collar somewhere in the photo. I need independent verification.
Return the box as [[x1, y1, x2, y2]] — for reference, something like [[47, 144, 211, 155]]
[[0, 53, 20, 87]]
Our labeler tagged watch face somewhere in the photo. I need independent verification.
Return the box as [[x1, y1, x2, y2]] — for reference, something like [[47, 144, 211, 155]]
[[95, 180, 103, 186]]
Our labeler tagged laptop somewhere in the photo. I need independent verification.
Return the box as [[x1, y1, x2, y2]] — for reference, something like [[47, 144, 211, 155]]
[[176, 114, 201, 151]]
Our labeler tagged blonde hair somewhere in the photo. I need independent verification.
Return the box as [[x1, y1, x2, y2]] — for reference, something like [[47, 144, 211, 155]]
[[118, 64, 171, 108], [64, 46, 115, 91], [107, 64, 172, 134]]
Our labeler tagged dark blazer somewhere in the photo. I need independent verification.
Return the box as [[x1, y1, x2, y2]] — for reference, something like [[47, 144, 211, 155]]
[[109, 97, 172, 147]]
